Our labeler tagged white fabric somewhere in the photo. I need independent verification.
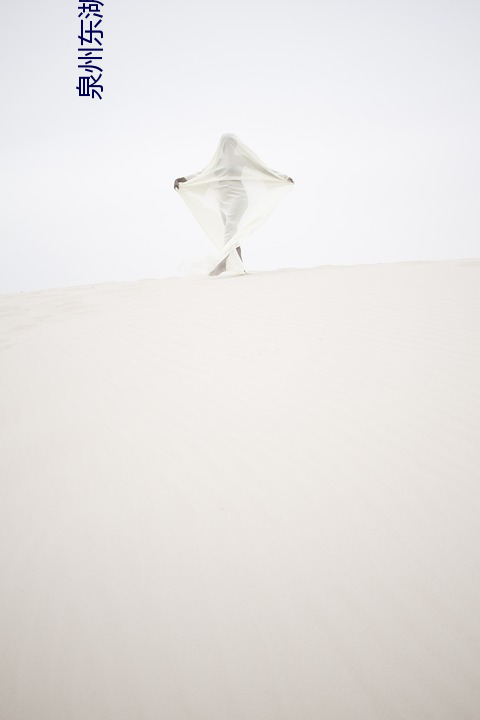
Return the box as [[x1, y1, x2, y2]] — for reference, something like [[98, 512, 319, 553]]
[[176, 134, 293, 274]]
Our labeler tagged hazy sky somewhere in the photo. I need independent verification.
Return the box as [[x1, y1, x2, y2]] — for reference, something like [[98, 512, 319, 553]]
[[1, 0, 479, 292]]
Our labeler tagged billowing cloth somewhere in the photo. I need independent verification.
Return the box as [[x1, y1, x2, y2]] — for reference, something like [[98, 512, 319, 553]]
[[176, 134, 293, 274]]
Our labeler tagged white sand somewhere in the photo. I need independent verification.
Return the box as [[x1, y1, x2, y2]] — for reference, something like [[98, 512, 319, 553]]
[[1, 260, 480, 719]]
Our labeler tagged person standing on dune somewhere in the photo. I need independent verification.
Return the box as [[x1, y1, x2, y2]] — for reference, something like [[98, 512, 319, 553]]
[[174, 134, 293, 276]]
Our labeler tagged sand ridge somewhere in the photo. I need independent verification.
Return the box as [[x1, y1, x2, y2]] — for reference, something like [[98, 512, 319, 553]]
[[1, 261, 480, 719]]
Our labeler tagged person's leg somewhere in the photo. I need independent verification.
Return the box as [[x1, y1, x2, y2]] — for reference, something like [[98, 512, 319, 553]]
[[228, 194, 247, 268], [210, 191, 247, 275], [209, 207, 228, 275], [209, 246, 241, 275], [209, 257, 227, 276], [209, 207, 227, 275]]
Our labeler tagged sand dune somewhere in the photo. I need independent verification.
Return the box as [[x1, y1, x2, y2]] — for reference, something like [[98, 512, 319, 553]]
[[1, 261, 480, 719]]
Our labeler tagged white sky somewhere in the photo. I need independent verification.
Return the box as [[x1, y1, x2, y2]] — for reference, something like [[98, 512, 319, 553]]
[[1, 0, 479, 292]]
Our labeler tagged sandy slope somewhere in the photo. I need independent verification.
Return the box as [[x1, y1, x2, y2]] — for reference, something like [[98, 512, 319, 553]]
[[1, 260, 480, 720]]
